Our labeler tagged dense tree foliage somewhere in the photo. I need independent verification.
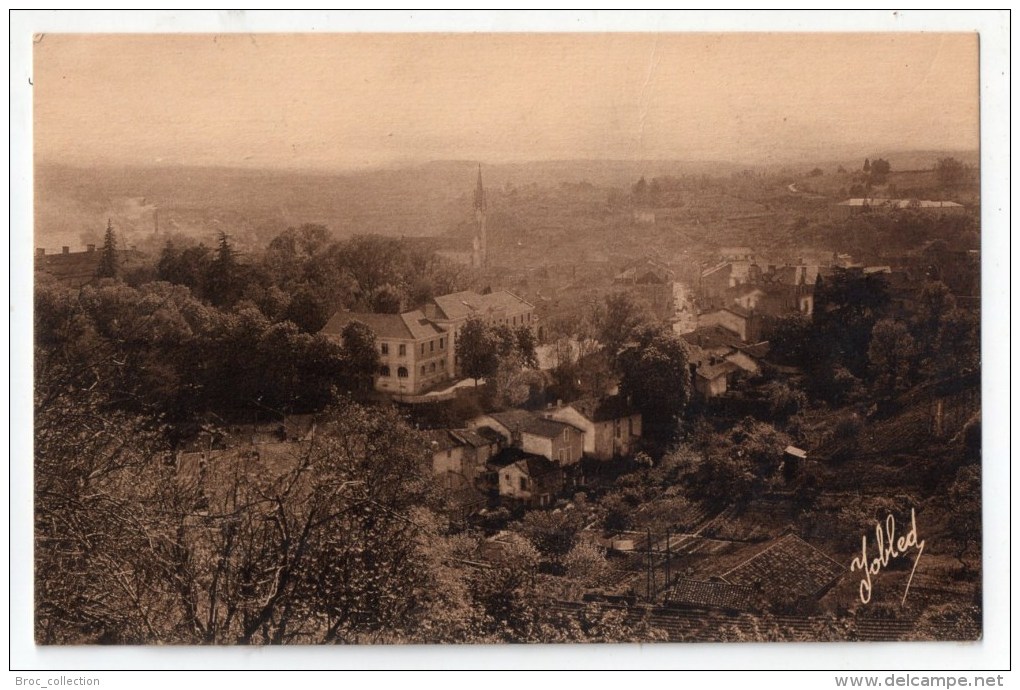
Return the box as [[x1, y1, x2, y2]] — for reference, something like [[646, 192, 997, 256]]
[[869, 157, 891, 183], [593, 290, 656, 358], [35, 280, 370, 423], [693, 419, 792, 502], [151, 227, 467, 333], [868, 318, 916, 395], [935, 157, 967, 188], [34, 393, 486, 644], [813, 269, 890, 375], [456, 315, 538, 389], [617, 326, 691, 440]]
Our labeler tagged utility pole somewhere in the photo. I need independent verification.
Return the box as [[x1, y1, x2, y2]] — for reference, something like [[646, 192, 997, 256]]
[[647, 528, 655, 603], [665, 529, 671, 590]]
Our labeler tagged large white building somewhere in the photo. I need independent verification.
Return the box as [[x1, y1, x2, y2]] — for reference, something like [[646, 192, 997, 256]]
[[322, 289, 537, 396]]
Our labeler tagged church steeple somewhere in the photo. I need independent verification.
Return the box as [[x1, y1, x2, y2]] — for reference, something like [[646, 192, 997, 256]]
[[474, 164, 486, 212], [471, 164, 488, 269]]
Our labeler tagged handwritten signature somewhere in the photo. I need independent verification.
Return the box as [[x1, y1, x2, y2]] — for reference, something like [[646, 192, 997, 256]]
[[850, 508, 925, 605]]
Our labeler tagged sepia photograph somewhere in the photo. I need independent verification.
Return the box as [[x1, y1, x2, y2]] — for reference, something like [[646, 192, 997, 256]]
[[13, 11, 1009, 671]]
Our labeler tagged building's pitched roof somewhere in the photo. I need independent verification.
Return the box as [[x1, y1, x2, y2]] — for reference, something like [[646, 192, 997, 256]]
[[321, 309, 444, 341], [524, 416, 574, 440], [421, 429, 463, 453], [400, 310, 447, 340], [771, 264, 820, 285], [513, 454, 561, 479], [489, 410, 581, 439], [720, 246, 753, 257], [488, 446, 531, 469], [565, 395, 638, 423], [473, 426, 505, 445], [724, 350, 760, 374], [36, 249, 146, 287], [720, 533, 842, 601], [484, 409, 532, 434], [784, 445, 808, 459], [681, 325, 745, 352], [839, 198, 963, 209], [431, 290, 533, 322], [696, 361, 740, 381], [682, 326, 769, 360], [450, 428, 497, 448], [732, 284, 767, 299], [701, 262, 732, 279], [613, 258, 674, 285], [665, 578, 757, 612]]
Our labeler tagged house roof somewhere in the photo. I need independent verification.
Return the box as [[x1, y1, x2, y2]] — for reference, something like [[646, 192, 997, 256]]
[[701, 262, 731, 279], [512, 454, 561, 479], [839, 198, 963, 209], [720, 533, 842, 602], [682, 326, 769, 360], [665, 578, 757, 612], [613, 259, 674, 285], [720, 245, 753, 256], [450, 428, 497, 448], [431, 290, 533, 322], [784, 445, 808, 459], [770, 264, 820, 285], [526, 416, 581, 439], [732, 284, 767, 299], [36, 249, 146, 287], [724, 350, 759, 374], [566, 395, 638, 423], [489, 410, 581, 439], [473, 426, 505, 445], [421, 429, 463, 453], [321, 309, 445, 341], [696, 361, 740, 381], [488, 446, 531, 469], [681, 325, 745, 352]]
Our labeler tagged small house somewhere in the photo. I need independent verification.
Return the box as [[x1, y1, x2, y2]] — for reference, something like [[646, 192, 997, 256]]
[[694, 361, 741, 398], [423, 427, 501, 491], [469, 410, 584, 467], [497, 454, 564, 508], [544, 396, 642, 460]]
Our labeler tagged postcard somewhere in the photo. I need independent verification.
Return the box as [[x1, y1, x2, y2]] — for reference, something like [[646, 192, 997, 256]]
[[12, 10, 1010, 675]]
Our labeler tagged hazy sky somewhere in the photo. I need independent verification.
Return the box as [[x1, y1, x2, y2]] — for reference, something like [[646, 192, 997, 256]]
[[34, 32, 979, 169]]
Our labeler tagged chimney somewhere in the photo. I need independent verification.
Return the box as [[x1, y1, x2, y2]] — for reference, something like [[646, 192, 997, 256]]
[[36, 248, 45, 257], [62, 246, 70, 254], [424, 302, 437, 321], [87, 244, 96, 253]]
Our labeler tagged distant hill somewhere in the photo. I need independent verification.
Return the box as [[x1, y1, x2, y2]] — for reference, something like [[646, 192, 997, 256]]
[[31, 159, 743, 252], [807, 150, 980, 176], [33, 152, 976, 253]]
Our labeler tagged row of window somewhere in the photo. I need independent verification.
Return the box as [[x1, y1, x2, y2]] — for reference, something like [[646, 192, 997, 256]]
[[380, 337, 445, 357], [379, 360, 447, 379]]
